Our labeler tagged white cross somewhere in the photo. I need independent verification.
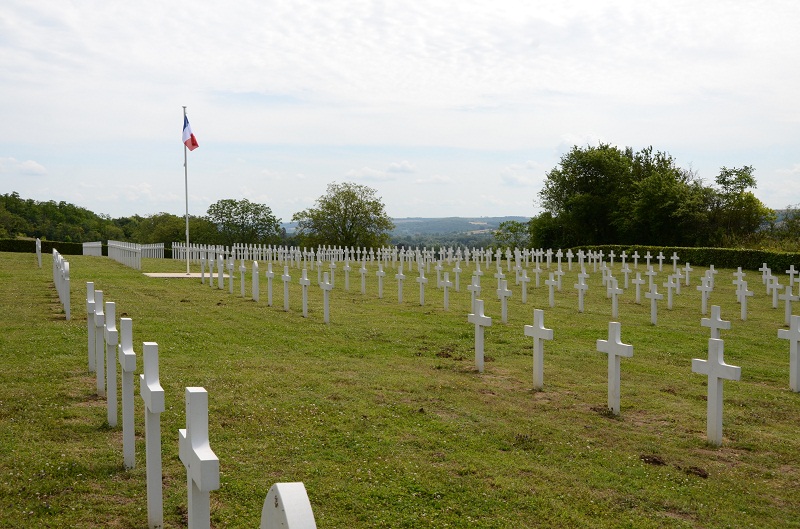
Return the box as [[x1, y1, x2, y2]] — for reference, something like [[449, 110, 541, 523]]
[[252, 261, 260, 302], [395, 268, 406, 303], [554, 268, 565, 291], [416, 270, 428, 306], [683, 262, 693, 286], [778, 315, 800, 392], [321, 272, 333, 323], [566, 249, 574, 270], [104, 301, 118, 427], [118, 318, 136, 470], [520, 270, 530, 304], [94, 290, 105, 397], [468, 299, 492, 373], [644, 266, 657, 291], [87, 282, 95, 372], [740, 280, 754, 320], [759, 262, 770, 284], [779, 285, 799, 325], [597, 322, 633, 415], [608, 278, 623, 318], [467, 275, 481, 312], [671, 252, 679, 272], [376, 263, 386, 299], [701, 305, 731, 339], [299, 269, 311, 318], [179, 387, 220, 529], [343, 259, 351, 290], [608, 250, 616, 266], [787, 265, 798, 289], [632, 251, 640, 268], [697, 276, 713, 315], [732, 268, 746, 302], [545, 273, 558, 308], [442, 272, 453, 310], [265, 263, 275, 306], [140, 342, 165, 528], [645, 285, 663, 325], [525, 309, 553, 390], [768, 275, 782, 308], [494, 267, 505, 291], [453, 263, 462, 292], [497, 279, 512, 323], [227, 258, 235, 294], [239, 261, 247, 297], [281, 266, 292, 312], [632, 273, 645, 304], [692, 339, 741, 446], [359, 261, 367, 295], [644, 251, 653, 267], [621, 264, 631, 288], [328, 260, 336, 288], [663, 275, 676, 310], [575, 274, 589, 313]]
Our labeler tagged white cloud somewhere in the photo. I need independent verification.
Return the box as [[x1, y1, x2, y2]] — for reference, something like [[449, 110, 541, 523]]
[[346, 166, 396, 182], [0, 157, 46, 175], [387, 160, 416, 173]]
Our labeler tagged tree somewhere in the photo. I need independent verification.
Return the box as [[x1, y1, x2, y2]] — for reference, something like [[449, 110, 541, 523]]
[[205, 199, 282, 247], [493, 220, 531, 248], [292, 182, 394, 248], [710, 166, 774, 244]]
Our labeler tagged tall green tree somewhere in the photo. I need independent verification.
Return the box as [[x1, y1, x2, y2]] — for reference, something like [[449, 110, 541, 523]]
[[205, 199, 282, 247], [493, 220, 531, 248], [292, 182, 394, 248], [710, 166, 774, 244]]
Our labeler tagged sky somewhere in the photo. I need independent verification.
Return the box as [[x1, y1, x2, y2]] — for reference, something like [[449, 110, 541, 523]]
[[1, 1, 798, 222]]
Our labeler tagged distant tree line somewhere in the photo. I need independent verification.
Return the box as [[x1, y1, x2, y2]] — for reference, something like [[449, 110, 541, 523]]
[[493, 144, 798, 251]]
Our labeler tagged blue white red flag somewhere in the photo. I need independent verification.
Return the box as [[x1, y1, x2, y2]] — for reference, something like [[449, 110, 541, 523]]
[[182, 115, 199, 151]]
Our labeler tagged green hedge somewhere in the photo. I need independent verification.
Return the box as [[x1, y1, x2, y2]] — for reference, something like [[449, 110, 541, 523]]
[[574, 245, 800, 272], [0, 239, 85, 255]]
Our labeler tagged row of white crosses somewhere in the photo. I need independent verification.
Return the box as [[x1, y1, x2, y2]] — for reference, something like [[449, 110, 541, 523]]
[[468, 302, 747, 446], [85, 281, 317, 528], [52, 248, 71, 320]]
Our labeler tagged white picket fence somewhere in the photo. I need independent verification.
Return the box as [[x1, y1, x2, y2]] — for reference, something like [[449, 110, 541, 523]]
[[108, 240, 142, 270]]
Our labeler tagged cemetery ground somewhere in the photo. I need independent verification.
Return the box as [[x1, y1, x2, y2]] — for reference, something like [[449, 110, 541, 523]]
[[1, 252, 799, 528]]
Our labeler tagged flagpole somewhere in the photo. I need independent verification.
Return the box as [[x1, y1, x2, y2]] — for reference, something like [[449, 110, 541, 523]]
[[183, 106, 190, 275]]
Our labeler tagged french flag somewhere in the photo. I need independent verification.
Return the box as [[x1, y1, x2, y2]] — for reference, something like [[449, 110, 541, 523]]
[[182, 115, 199, 151]]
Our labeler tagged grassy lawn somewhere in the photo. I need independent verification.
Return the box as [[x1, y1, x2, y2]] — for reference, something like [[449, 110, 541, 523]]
[[1, 251, 798, 528]]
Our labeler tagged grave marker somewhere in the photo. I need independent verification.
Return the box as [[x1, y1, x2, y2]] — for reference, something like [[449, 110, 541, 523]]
[[497, 279, 511, 323], [299, 269, 311, 318], [608, 278, 623, 318], [468, 299, 492, 373], [645, 285, 663, 325], [779, 286, 799, 325], [376, 263, 386, 299], [697, 276, 712, 315], [545, 273, 557, 308], [140, 342, 165, 529], [282, 266, 291, 312], [524, 309, 553, 390], [321, 272, 333, 324], [777, 315, 800, 392], [179, 387, 220, 529], [467, 276, 481, 313], [520, 270, 530, 304], [692, 339, 741, 446], [265, 263, 275, 306], [442, 272, 453, 310], [118, 318, 136, 469], [702, 305, 731, 339], [227, 258, 235, 294], [240, 261, 247, 297], [104, 301, 118, 427], [253, 261, 260, 302], [259, 482, 317, 529], [632, 273, 645, 304], [416, 269, 427, 306], [94, 291, 106, 397], [87, 282, 96, 372], [597, 322, 633, 415], [740, 280, 754, 320], [575, 273, 588, 313]]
